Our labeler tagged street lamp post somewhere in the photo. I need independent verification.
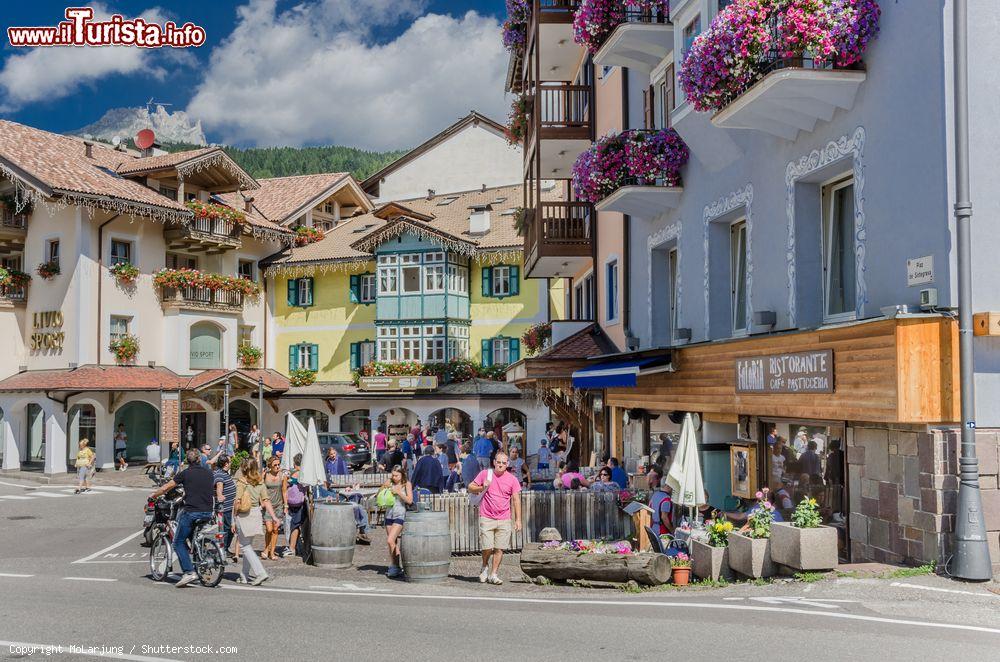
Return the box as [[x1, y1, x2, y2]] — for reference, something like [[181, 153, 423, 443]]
[[223, 378, 231, 452], [258, 376, 265, 471]]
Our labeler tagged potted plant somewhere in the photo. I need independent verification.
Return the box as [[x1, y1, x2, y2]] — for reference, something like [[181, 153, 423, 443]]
[[289, 368, 317, 387], [505, 95, 530, 146], [109, 261, 140, 285], [692, 517, 735, 582], [237, 344, 263, 368], [729, 488, 776, 579], [670, 552, 692, 586], [522, 321, 552, 357], [36, 260, 60, 280], [771, 496, 838, 571], [292, 226, 324, 246], [109, 333, 140, 363]]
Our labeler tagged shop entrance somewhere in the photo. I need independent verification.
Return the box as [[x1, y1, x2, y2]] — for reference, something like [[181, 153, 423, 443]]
[[181, 411, 207, 452], [759, 418, 849, 562], [25, 403, 44, 466], [222, 401, 257, 450]]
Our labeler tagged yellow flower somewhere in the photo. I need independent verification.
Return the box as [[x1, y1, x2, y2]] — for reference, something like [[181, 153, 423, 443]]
[[809, 498, 817, 506]]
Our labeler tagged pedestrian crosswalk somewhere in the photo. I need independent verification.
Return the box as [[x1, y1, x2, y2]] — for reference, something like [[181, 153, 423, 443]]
[[0, 486, 137, 501]]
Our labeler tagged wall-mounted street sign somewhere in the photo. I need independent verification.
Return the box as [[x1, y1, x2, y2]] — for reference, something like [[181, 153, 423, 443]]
[[906, 255, 934, 287], [358, 375, 439, 391], [735, 349, 833, 394]]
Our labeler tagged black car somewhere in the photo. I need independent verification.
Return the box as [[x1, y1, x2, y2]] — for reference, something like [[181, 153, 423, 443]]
[[317, 432, 371, 469]]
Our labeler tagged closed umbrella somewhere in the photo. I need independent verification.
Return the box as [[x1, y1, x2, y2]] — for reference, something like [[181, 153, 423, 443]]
[[299, 417, 327, 487], [282, 413, 307, 473], [665, 413, 706, 521]]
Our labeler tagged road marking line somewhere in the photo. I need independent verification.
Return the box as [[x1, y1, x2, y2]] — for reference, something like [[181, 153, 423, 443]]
[[87, 486, 134, 492], [219, 585, 1000, 636], [0, 572, 33, 577], [890, 581, 999, 598], [309, 583, 391, 593], [0, 495, 34, 500], [63, 577, 117, 582], [72, 530, 143, 564], [0, 638, 180, 662], [0, 480, 38, 488], [27, 491, 71, 498]]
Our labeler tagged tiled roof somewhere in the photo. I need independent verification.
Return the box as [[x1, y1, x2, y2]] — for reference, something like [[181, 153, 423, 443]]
[[185, 369, 290, 392], [541, 324, 617, 360], [239, 173, 351, 225], [115, 146, 259, 190], [0, 366, 290, 393], [267, 184, 554, 270], [114, 147, 216, 174], [0, 121, 189, 221], [210, 191, 295, 238]]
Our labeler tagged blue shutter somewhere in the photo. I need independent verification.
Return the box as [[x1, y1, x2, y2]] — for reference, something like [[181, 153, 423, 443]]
[[288, 345, 297, 372], [510, 265, 520, 296], [350, 342, 359, 370], [304, 277, 315, 307], [286, 279, 298, 306], [349, 274, 360, 303], [309, 344, 319, 371], [481, 339, 492, 367], [481, 266, 492, 297], [509, 338, 520, 363]]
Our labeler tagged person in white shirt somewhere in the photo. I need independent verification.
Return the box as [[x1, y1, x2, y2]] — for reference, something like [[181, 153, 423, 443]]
[[114, 424, 128, 471], [146, 440, 161, 464]]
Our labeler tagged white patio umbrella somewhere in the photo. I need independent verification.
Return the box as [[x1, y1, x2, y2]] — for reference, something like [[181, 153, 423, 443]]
[[299, 417, 327, 487], [665, 413, 706, 520], [282, 413, 308, 473]]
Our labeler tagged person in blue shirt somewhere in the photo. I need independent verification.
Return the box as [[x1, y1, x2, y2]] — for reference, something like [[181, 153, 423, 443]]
[[324, 447, 349, 485], [608, 457, 629, 490], [460, 441, 480, 488], [472, 428, 492, 469]]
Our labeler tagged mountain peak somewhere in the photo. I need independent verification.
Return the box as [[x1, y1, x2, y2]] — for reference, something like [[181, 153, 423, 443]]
[[72, 105, 207, 146]]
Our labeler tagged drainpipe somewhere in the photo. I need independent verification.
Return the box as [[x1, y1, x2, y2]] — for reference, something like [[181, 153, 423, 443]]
[[620, 67, 635, 350], [96, 214, 122, 365], [950, 0, 991, 581]]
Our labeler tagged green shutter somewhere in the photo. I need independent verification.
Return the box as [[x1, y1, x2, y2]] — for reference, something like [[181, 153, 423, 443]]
[[309, 344, 319, 371], [288, 345, 297, 371], [303, 277, 314, 307], [481, 339, 492, 367], [349, 274, 360, 303], [510, 265, 520, 296], [481, 266, 492, 298], [509, 338, 520, 363], [286, 279, 298, 306], [350, 342, 359, 370]]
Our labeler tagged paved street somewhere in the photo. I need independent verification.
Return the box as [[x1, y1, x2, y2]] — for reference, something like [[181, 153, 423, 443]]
[[1, 475, 998, 662]]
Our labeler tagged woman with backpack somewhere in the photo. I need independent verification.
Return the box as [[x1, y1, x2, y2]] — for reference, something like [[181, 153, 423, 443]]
[[285, 453, 307, 558], [262, 456, 286, 560], [379, 465, 413, 578], [233, 460, 278, 585]]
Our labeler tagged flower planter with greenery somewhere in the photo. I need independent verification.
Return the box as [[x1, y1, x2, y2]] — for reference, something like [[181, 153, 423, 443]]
[[109, 333, 140, 364], [292, 225, 324, 247], [152, 268, 261, 301], [505, 95, 530, 146], [670, 552, 692, 586], [522, 321, 552, 357], [571, 128, 689, 204], [502, 0, 529, 53], [110, 262, 140, 285], [692, 518, 735, 581], [573, 0, 670, 54], [770, 496, 838, 570], [729, 489, 776, 578], [679, 0, 881, 113], [0, 267, 31, 288], [289, 369, 317, 387], [185, 200, 247, 226], [351, 359, 509, 386], [237, 344, 263, 368], [36, 261, 60, 280]]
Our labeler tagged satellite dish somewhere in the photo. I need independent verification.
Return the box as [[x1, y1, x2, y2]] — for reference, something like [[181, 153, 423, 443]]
[[111, 136, 122, 147], [135, 129, 156, 150]]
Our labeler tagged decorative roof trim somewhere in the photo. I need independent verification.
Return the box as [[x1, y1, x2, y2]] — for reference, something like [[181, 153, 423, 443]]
[[52, 189, 190, 224], [176, 149, 259, 190], [350, 216, 477, 255], [263, 257, 369, 278], [273, 174, 373, 226]]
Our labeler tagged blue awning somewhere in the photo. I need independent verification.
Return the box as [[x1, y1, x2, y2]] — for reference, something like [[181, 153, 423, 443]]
[[571, 357, 669, 389]]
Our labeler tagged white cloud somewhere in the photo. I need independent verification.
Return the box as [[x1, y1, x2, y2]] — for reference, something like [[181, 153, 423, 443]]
[[186, 0, 511, 150], [0, 5, 177, 111]]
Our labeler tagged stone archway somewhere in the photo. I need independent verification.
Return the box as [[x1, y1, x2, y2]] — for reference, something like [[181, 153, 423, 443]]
[[114, 400, 160, 460]]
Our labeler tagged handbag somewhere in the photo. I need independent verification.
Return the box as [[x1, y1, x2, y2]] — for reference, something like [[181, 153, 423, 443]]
[[468, 469, 493, 507], [237, 506, 264, 538], [375, 487, 396, 509]]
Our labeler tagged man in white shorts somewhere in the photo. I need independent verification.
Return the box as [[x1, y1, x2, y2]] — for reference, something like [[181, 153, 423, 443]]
[[468, 452, 522, 585]]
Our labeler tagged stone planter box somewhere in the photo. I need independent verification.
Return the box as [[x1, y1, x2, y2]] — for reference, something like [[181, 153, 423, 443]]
[[691, 538, 734, 582], [728, 532, 774, 579], [770, 522, 838, 571]]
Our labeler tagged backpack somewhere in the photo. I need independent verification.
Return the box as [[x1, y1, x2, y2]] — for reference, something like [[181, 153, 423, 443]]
[[376, 487, 396, 509], [468, 469, 494, 507], [286, 482, 306, 506], [548, 438, 560, 453], [236, 481, 253, 514]]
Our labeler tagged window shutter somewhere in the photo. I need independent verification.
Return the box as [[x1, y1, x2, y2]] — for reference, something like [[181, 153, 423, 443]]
[[481, 267, 492, 297], [481, 339, 492, 367], [350, 342, 359, 370], [509, 338, 520, 363], [309, 344, 319, 371], [288, 345, 297, 372], [646, 84, 655, 129], [510, 265, 520, 296], [303, 277, 314, 307], [349, 274, 360, 303], [286, 279, 298, 306]]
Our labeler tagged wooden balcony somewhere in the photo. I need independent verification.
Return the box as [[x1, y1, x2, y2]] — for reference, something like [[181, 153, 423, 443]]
[[523, 201, 592, 279], [593, 7, 673, 73], [0, 210, 28, 256], [525, 1, 584, 83], [524, 83, 593, 178], [0, 284, 27, 308], [164, 217, 242, 254], [160, 286, 244, 313]]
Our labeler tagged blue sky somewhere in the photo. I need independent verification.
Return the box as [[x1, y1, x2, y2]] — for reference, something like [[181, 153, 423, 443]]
[[0, 1, 508, 150]]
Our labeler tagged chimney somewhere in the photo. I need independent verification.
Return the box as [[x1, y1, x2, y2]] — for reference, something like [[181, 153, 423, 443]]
[[427, 189, 435, 200], [244, 196, 254, 213], [83, 140, 94, 159], [481, 183, 487, 192], [469, 204, 491, 234]]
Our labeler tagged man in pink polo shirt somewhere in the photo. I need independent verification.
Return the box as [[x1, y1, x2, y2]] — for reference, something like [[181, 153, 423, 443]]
[[468, 451, 522, 585]]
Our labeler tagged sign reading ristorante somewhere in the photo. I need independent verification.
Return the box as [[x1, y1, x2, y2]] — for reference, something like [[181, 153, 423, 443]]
[[358, 375, 439, 391], [735, 349, 833, 394]]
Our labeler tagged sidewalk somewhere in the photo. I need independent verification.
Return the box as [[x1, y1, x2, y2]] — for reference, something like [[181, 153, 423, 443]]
[[0, 466, 156, 488]]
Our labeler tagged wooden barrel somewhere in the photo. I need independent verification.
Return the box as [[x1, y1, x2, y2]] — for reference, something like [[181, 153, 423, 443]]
[[311, 503, 357, 568], [400, 510, 451, 582]]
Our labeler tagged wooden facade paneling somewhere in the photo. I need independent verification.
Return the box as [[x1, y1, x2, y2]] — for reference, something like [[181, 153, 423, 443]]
[[607, 318, 959, 424]]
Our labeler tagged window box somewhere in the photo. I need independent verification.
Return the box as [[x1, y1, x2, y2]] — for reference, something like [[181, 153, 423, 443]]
[[237, 344, 263, 368], [109, 261, 140, 285], [770, 522, 838, 571], [36, 260, 60, 280], [293, 225, 324, 246], [109, 333, 140, 364]]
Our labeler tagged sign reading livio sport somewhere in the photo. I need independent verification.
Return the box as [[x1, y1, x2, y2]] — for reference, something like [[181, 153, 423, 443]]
[[735, 349, 833, 394], [30, 310, 65, 351]]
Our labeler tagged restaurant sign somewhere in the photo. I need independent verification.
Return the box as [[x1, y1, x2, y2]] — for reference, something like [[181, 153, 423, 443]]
[[735, 349, 833, 394], [358, 375, 439, 391]]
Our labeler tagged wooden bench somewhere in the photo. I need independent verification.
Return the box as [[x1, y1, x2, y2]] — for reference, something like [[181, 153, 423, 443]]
[[143, 462, 162, 476]]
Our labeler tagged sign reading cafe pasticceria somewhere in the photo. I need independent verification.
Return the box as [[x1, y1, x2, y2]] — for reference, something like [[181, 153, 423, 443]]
[[30, 310, 65, 351], [735, 349, 833, 394]]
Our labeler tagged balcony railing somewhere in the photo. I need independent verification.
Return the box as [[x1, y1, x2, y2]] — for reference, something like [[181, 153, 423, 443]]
[[164, 217, 242, 253], [524, 201, 592, 278], [590, 6, 673, 71], [525, 83, 592, 147], [1, 210, 29, 231], [0, 284, 26, 303], [190, 216, 239, 238], [161, 286, 244, 310]]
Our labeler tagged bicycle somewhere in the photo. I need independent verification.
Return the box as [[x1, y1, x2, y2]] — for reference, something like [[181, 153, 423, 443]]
[[149, 498, 226, 587]]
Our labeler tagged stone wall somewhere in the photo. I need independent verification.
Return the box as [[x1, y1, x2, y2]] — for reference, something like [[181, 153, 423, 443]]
[[159, 392, 180, 453], [974, 430, 1000, 576]]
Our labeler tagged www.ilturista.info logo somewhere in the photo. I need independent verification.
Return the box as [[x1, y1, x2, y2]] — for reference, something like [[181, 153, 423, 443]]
[[7, 7, 206, 48]]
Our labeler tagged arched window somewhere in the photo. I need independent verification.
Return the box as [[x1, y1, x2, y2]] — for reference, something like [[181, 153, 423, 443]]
[[67, 404, 96, 461], [428, 408, 473, 438], [339, 409, 370, 435], [291, 409, 329, 433], [190, 322, 223, 369], [114, 401, 160, 459]]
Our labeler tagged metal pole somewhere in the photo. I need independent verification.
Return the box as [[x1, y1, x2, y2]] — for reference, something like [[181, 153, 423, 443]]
[[951, 0, 991, 581], [258, 377, 265, 471], [223, 378, 231, 452]]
